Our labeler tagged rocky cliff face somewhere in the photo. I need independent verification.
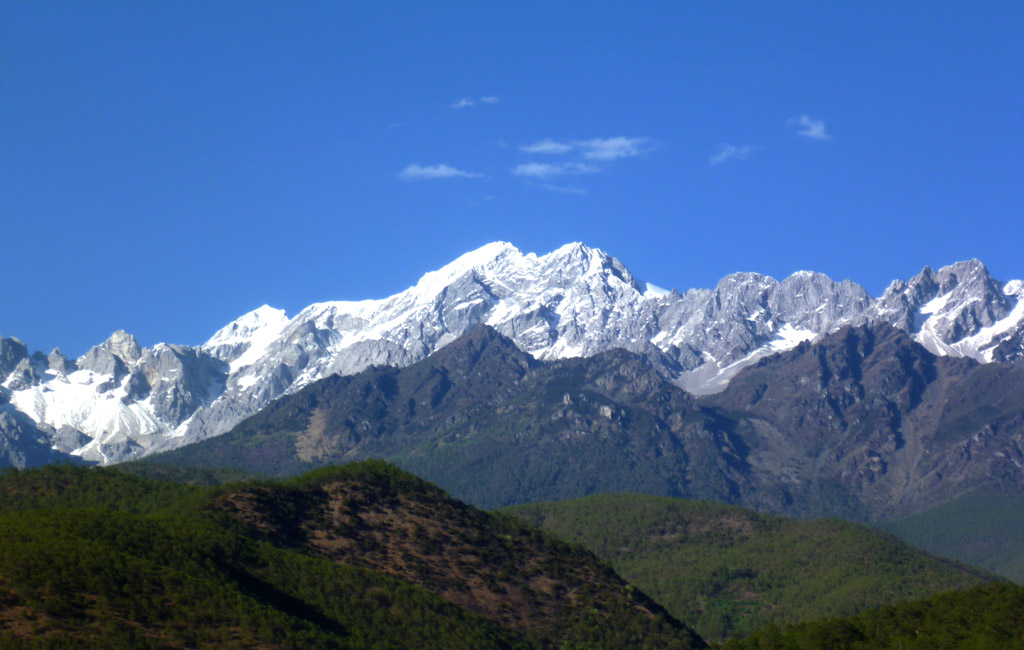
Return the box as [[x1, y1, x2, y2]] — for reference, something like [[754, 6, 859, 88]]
[[704, 323, 1024, 518], [154, 324, 1024, 520], [2, 242, 1022, 464]]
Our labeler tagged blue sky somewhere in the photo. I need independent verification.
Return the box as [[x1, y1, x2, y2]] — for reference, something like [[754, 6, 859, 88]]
[[2, 2, 1022, 357]]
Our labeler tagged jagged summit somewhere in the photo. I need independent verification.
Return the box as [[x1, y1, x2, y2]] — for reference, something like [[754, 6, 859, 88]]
[[2, 242, 1021, 465], [871, 258, 1022, 361], [204, 305, 290, 370]]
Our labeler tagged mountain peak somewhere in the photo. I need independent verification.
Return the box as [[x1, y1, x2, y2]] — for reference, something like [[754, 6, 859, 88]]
[[82, 329, 142, 366], [203, 305, 291, 368], [424, 324, 539, 379], [205, 305, 289, 347], [717, 271, 773, 288], [414, 242, 522, 293], [548, 241, 592, 258]]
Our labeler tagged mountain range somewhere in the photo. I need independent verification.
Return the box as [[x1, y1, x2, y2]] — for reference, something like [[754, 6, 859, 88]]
[[2, 242, 1022, 467], [147, 322, 1024, 525]]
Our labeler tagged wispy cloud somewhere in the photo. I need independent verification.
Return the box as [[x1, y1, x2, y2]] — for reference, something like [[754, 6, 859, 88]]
[[511, 135, 650, 196], [451, 96, 501, 109], [518, 136, 652, 160], [512, 162, 600, 178], [538, 183, 588, 195], [709, 144, 758, 167], [578, 136, 651, 160], [399, 163, 484, 180], [789, 115, 832, 140], [513, 163, 563, 178], [520, 138, 575, 155]]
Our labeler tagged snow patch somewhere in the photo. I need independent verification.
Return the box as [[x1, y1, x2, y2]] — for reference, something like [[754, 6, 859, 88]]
[[235, 374, 260, 389], [768, 324, 816, 351], [920, 292, 952, 315], [949, 292, 1024, 362], [644, 282, 671, 299], [9, 368, 169, 459]]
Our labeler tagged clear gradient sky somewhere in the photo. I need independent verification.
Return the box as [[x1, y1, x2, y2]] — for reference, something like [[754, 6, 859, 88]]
[[2, 2, 1022, 357]]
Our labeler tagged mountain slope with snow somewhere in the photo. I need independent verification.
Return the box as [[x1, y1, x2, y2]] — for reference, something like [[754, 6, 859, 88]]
[[2, 242, 1021, 464]]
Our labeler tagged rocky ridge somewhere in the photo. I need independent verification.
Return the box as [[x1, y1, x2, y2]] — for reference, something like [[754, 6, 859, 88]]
[[2, 242, 1022, 464], [152, 323, 1024, 520]]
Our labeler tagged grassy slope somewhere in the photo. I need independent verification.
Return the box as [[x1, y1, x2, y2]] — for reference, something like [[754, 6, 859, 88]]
[[504, 493, 994, 642]]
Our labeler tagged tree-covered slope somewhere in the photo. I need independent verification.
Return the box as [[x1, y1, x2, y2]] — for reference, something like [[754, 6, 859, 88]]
[[503, 493, 994, 642], [212, 461, 704, 649], [0, 507, 522, 650], [719, 582, 1024, 650], [880, 489, 1024, 583], [0, 463, 704, 649]]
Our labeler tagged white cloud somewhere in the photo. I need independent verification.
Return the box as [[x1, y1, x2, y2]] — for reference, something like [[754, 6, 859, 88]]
[[564, 162, 600, 174], [709, 144, 758, 167], [518, 136, 652, 160], [399, 163, 484, 180], [520, 138, 575, 155], [538, 183, 588, 195], [512, 135, 650, 191], [512, 161, 600, 178], [451, 96, 500, 109], [578, 136, 651, 160], [513, 163, 563, 178], [789, 115, 832, 140]]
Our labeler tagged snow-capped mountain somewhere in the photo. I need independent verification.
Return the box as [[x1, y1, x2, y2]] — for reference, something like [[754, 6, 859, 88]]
[[2, 242, 1022, 465]]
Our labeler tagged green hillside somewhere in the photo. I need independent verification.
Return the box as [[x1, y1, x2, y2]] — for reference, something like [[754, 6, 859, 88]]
[[720, 582, 1024, 650], [504, 493, 994, 642], [0, 463, 703, 649], [880, 489, 1024, 583]]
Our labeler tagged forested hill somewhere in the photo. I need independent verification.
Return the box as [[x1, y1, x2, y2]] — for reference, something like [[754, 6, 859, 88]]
[[720, 582, 1024, 650], [0, 462, 704, 650], [504, 493, 995, 642]]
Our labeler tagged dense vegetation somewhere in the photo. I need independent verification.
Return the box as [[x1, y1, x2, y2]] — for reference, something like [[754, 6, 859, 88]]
[[504, 493, 993, 642], [0, 463, 703, 649], [215, 461, 703, 649], [719, 582, 1024, 650], [0, 509, 522, 649], [1, 463, 1019, 648], [880, 489, 1024, 582], [0, 467, 522, 649]]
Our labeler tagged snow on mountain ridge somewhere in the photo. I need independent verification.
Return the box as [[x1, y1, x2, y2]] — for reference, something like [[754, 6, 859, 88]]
[[2, 244, 1021, 465], [205, 305, 291, 371]]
